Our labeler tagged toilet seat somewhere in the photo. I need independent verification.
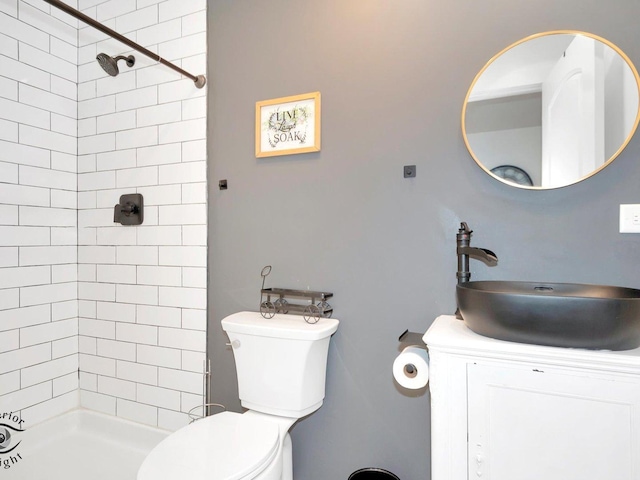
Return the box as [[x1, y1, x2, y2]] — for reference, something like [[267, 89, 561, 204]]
[[138, 412, 280, 480]]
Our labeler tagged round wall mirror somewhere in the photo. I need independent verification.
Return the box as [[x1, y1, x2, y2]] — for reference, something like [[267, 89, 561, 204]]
[[462, 30, 640, 189]]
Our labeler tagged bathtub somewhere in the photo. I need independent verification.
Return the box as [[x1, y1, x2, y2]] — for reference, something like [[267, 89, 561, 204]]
[[7, 409, 168, 480]]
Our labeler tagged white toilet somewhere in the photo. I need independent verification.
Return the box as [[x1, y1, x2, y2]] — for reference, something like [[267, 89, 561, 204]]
[[137, 311, 339, 480]]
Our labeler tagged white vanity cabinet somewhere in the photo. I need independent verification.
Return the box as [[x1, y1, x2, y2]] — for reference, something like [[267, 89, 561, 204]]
[[424, 315, 640, 480]]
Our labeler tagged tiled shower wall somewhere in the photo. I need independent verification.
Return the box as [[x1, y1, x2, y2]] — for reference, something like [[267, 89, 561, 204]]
[[76, 0, 207, 430], [0, 0, 207, 431], [0, 0, 80, 426]]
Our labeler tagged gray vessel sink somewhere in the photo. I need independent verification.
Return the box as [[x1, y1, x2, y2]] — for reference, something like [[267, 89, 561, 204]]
[[456, 281, 640, 350]]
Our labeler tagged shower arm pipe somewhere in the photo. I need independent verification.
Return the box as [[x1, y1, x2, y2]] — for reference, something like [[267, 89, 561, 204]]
[[42, 0, 206, 88]]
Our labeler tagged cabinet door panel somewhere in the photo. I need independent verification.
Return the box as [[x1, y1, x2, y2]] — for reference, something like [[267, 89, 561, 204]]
[[468, 363, 640, 480]]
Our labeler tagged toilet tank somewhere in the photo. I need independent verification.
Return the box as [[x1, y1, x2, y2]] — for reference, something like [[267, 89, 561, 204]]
[[221, 311, 339, 418]]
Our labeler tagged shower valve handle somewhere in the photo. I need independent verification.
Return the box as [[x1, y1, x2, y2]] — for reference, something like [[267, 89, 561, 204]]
[[113, 193, 144, 226], [119, 202, 137, 216]]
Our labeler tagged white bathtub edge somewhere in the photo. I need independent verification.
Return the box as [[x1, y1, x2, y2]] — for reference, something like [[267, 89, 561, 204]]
[[21, 408, 170, 453]]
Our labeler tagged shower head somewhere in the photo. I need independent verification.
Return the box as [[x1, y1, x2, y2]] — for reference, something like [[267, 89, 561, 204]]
[[96, 53, 135, 77]]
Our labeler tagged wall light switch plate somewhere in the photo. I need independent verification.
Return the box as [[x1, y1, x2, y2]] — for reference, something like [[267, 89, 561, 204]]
[[620, 204, 640, 233]]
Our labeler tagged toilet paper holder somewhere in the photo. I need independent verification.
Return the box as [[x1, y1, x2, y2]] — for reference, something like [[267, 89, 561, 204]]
[[398, 329, 426, 346], [398, 330, 427, 378]]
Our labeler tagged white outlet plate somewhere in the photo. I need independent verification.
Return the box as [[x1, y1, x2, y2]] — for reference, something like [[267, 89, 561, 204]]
[[620, 204, 640, 233]]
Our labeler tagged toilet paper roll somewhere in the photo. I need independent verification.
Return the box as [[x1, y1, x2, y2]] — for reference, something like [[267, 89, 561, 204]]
[[393, 345, 429, 389]]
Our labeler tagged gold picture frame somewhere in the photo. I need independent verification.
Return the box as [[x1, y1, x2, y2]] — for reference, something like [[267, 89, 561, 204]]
[[255, 92, 321, 158]]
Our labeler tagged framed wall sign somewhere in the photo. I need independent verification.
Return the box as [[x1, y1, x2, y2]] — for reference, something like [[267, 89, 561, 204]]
[[255, 91, 321, 158]]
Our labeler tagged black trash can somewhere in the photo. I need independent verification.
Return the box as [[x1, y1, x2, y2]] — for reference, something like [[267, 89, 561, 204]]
[[348, 468, 400, 480]]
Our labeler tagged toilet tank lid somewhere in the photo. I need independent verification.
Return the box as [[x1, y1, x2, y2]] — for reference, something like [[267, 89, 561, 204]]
[[222, 311, 339, 340]]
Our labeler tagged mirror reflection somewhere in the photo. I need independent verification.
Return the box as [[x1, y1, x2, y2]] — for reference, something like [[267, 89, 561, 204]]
[[462, 31, 640, 189]]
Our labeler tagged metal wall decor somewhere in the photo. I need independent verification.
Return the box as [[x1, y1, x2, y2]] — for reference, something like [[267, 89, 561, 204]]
[[259, 266, 333, 324]]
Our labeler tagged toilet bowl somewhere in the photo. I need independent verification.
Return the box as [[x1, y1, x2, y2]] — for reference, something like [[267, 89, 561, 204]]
[[138, 411, 293, 480], [138, 311, 339, 480]]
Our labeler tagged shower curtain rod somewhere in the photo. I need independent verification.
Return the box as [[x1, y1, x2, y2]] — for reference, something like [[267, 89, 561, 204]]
[[42, 0, 206, 88]]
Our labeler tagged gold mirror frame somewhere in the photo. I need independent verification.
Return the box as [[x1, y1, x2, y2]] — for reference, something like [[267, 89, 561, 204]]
[[461, 30, 640, 190]]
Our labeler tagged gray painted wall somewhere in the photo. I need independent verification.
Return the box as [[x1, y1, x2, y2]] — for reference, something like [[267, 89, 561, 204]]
[[207, 1, 640, 478]]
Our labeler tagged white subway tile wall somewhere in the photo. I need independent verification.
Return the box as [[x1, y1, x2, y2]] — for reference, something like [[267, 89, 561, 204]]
[[77, 0, 206, 430], [0, 0, 80, 424], [0, 0, 207, 431]]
